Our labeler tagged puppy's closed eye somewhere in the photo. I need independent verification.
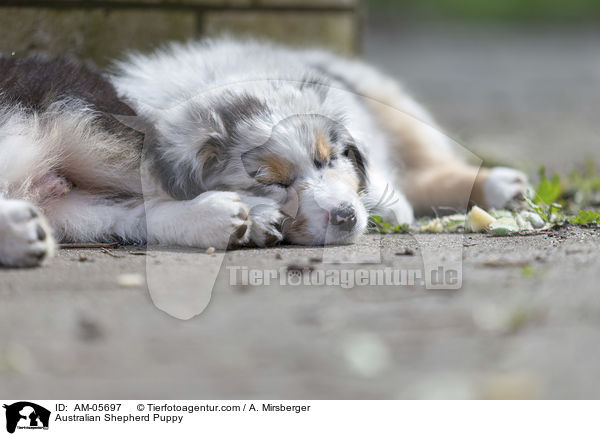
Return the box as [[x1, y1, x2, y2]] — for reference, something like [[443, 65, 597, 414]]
[[255, 156, 296, 188], [263, 180, 293, 189]]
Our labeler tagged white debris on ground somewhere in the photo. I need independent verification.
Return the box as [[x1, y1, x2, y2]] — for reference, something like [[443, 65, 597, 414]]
[[0, 343, 35, 374], [466, 206, 496, 232], [477, 373, 543, 400], [117, 273, 146, 288], [520, 211, 546, 229], [388, 205, 559, 236], [342, 332, 392, 378], [489, 217, 520, 235], [419, 217, 443, 233]]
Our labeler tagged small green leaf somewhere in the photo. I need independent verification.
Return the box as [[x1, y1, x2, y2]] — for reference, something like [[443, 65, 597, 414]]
[[521, 265, 537, 277], [569, 210, 600, 226], [535, 167, 562, 205], [393, 223, 411, 233], [369, 216, 412, 234]]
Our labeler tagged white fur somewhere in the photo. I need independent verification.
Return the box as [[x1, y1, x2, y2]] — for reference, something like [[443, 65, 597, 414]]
[[111, 39, 402, 245], [239, 195, 284, 247], [484, 167, 530, 210], [363, 169, 414, 225], [0, 198, 55, 267], [0, 38, 529, 267], [144, 191, 248, 249]]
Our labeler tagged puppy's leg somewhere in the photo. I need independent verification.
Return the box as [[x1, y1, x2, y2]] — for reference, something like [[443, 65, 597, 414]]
[[144, 191, 252, 249], [365, 94, 528, 214], [239, 195, 284, 247], [402, 163, 487, 215], [43, 189, 147, 243], [44, 189, 282, 249], [139, 192, 283, 248], [146, 192, 285, 248], [0, 198, 55, 267]]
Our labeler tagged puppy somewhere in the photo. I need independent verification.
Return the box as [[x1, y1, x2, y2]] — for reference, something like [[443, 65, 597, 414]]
[[0, 39, 528, 267]]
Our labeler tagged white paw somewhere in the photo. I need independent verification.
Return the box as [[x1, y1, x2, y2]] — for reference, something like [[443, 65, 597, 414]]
[[0, 199, 55, 268], [147, 191, 251, 249], [193, 192, 251, 249], [240, 195, 284, 247], [484, 167, 530, 210]]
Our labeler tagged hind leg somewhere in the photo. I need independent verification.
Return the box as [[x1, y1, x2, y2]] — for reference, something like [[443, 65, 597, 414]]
[[0, 198, 55, 267], [364, 92, 529, 214], [401, 162, 528, 215]]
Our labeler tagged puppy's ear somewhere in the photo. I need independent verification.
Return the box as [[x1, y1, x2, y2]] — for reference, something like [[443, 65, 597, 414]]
[[343, 142, 368, 189], [147, 126, 227, 200]]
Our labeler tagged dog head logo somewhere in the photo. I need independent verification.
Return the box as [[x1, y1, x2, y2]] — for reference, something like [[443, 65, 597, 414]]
[[3, 402, 50, 434]]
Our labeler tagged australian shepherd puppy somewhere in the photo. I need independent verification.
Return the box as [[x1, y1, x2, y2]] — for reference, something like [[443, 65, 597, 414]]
[[0, 38, 528, 267]]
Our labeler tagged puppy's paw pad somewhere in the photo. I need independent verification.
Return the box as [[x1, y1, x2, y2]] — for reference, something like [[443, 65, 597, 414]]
[[197, 192, 252, 247], [240, 196, 284, 247], [250, 208, 284, 247], [231, 222, 250, 243], [234, 204, 249, 221], [484, 167, 530, 210], [0, 200, 55, 268]]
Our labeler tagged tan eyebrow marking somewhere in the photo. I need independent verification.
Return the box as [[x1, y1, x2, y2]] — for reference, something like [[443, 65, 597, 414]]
[[257, 156, 293, 184], [315, 131, 332, 162]]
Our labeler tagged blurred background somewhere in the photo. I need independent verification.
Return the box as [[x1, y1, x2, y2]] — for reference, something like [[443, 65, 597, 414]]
[[365, 0, 600, 173], [1, 0, 599, 172], [0, 0, 600, 172]]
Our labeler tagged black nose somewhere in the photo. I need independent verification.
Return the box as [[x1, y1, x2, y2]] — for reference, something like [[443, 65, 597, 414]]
[[329, 203, 357, 231]]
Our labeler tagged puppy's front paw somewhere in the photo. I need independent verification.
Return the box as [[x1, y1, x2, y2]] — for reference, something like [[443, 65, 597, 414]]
[[201, 192, 251, 248], [146, 191, 252, 249], [484, 167, 530, 210], [0, 199, 55, 268], [240, 196, 284, 247]]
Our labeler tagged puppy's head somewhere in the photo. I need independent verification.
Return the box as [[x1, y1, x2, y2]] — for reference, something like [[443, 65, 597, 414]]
[[156, 83, 369, 245], [239, 114, 368, 245]]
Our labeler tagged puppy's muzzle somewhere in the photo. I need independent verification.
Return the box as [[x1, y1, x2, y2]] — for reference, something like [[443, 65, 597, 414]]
[[329, 202, 357, 232]]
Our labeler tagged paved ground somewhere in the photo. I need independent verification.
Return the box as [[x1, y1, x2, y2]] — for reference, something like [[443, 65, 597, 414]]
[[2, 21, 600, 399], [2, 228, 599, 399]]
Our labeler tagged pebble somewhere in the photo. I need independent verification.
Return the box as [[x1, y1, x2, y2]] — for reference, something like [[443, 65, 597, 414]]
[[342, 332, 392, 378], [478, 373, 542, 399], [117, 273, 146, 288], [490, 217, 520, 235], [519, 211, 546, 229]]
